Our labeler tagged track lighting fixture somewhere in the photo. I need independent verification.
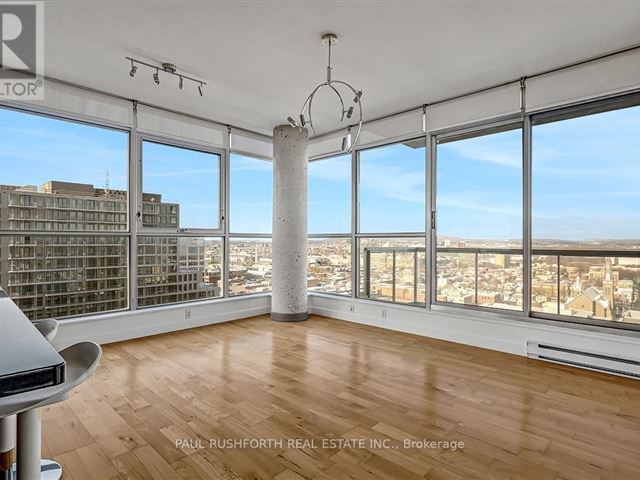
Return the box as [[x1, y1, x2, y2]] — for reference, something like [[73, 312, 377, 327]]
[[129, 60, 137, 77], [287, 33, 363, 153], [125, 57, 207, 96]]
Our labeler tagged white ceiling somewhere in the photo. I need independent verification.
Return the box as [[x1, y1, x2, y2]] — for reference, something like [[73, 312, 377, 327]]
[[44, 1, 640, 136]]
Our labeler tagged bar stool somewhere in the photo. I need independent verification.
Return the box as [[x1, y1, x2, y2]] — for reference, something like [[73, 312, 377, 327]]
[[0, 341, 102, 480], [0, 319, 60, 480]]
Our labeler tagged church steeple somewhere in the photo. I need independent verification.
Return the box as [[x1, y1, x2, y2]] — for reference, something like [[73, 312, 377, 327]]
[[602, 257, 615, 317]]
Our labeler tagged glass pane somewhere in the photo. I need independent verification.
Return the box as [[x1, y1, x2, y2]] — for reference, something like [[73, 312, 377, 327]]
[[308, 238, 351, 295], [358, 140, 425, 233], [359, 237, 426, 306], [228, 238, 272, 295], [558, 256, 640, 324], [532, 106, 640, 327], [531, 255, 559, 314], [309, 155, 351, 234], [0, 235, 128, 320], [0, 107, 129, 232], [532, 106, 640, 249], [436, 251, 523, 311], [142, 141, 220, 230], [477, 253, 523, 310], [436, 251, 475, 305], [137, 237, 222, 308], [437, 127, 523, 248], [230, 154, 272, 233]]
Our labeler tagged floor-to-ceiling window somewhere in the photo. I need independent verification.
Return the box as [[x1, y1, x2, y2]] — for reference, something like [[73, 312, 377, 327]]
[[435, 125, 523, 311], [531, 102, 640, 326], [228, 153, 273, 295], [357, 139, 426, 305], [308, 154, 352, 295], [0, 107, 130, 320], [138, 140, 223, 307]]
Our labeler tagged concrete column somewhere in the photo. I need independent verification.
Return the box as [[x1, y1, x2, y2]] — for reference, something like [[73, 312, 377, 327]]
[[271, 125, 309, 322]]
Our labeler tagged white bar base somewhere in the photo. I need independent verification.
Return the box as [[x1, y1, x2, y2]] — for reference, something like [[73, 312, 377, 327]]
[[16, 410, 40, 480], [10, 459, 62, 480]]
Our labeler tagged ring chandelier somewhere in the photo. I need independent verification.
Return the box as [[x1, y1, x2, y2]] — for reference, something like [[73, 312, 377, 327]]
[[287, 33, 363, 153]]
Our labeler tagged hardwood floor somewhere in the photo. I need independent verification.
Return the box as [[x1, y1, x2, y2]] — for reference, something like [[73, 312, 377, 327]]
[[40, 315, 640, 480]]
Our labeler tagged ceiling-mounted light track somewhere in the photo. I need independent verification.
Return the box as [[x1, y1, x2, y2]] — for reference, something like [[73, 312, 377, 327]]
[[125, 56, 207, 96], [287, 33, 363, 153]]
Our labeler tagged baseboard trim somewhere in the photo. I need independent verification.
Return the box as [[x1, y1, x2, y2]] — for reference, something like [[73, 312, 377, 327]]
[[52, 296, 271, 350], [311, 305, 522, 355]]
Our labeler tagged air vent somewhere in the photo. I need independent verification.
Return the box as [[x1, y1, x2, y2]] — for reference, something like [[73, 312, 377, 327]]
[[526, 341, 640, 380]]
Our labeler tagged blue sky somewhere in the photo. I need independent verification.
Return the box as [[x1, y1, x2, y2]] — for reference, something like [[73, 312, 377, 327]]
[[230, 154, 272, 233], [308, 154, 351, 233], [437, 128, 522, 242], [532, 107, 640, 242], [1, 105, 639, 241], [143, 141, 220, 228], [359, 143, 426, 232], [0, 108, 128, 191]]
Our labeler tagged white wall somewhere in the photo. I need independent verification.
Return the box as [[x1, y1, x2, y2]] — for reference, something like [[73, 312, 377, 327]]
[[52, 294, 270, 350], [309, 293, 640, 361]]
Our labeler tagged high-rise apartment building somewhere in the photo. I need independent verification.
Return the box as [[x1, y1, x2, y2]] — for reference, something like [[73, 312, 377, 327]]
[[0, 181, 220, 319]]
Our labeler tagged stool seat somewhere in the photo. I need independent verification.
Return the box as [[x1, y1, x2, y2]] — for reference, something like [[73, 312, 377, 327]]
[[32, 319, 58, 343]]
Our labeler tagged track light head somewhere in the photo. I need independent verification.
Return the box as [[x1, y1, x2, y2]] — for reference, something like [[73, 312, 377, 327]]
[[179, 76, 184, 90], [129, 65, 137, 77], [198, 83, 204, 96], [299, 114, 306, 127], [153, 70, 160, 85], [346, 106, 354, 119], [287, 116, 298, 128]]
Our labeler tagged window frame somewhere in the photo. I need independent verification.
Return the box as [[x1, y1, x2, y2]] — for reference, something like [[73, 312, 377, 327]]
[[226, 235, 273, 297], [307, 235, 353, 297], [354, 138, 429, 304], [528, 93, 640, 331], [0, 103, 133, 319], [138, 134, 225, 236], [308, 153, 352, 235], [228, 152, 273, 236], [432, 120, 526, 315]]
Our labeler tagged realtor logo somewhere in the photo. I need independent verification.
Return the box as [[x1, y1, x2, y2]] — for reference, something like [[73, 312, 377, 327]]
[[0, 1, 44, 99]]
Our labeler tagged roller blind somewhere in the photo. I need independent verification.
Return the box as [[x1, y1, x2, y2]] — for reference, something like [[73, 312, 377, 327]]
[[357, 109, 424, 146], [308, 129, 348, 159], [137, 104, 227, 146], [10, 76, 134, 126], [230, 128, 273, 158], [427, 82, 521, 132], [526, 49, 640, 112]]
